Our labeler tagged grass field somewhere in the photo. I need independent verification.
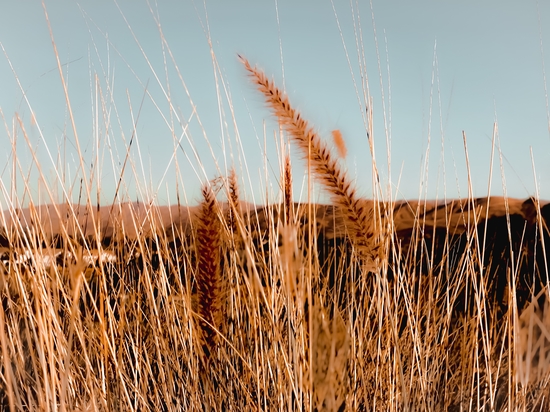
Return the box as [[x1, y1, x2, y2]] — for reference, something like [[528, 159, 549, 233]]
[[1, 4, 550, 412]]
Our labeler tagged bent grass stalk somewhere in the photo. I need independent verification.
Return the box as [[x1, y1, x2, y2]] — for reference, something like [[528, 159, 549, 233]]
[[239, 55, 381, 272]]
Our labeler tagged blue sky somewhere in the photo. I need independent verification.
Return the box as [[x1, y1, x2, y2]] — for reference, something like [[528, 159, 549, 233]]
[[0, 1, 549, 206]]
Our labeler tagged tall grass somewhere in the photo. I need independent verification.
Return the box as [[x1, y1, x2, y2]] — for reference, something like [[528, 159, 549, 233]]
[[1, 5, 550, 412]]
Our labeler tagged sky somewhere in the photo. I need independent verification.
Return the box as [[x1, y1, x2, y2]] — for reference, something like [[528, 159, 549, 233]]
[[0, 1, 549, 207]]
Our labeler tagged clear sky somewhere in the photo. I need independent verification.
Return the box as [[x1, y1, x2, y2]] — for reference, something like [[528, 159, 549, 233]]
[[0, 1, 549, 207]]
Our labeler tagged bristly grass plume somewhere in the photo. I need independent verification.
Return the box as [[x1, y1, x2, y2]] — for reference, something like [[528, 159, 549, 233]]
[[239, 55, 381, 272]]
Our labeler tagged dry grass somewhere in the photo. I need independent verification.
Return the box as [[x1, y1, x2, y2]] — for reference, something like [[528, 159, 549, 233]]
[[331, 130, 347, 160], [194, 183, 223, 362], [240, 56, 382, 273], [0, 8, 549, 412]]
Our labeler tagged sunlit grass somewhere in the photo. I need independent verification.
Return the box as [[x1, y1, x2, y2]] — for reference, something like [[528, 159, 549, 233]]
[[0, 4, 549, 412]]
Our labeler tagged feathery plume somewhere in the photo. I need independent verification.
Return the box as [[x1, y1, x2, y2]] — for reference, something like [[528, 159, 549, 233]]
[[240, 55, 378, 268], [195, 184, 223, 359], [283, 150, 294, 225], [227, 167, 241, 236], [331, 130, 347, 159]]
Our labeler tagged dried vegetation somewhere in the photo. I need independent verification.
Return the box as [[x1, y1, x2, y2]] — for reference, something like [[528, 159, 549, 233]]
[[0, 12, 549, 412]]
